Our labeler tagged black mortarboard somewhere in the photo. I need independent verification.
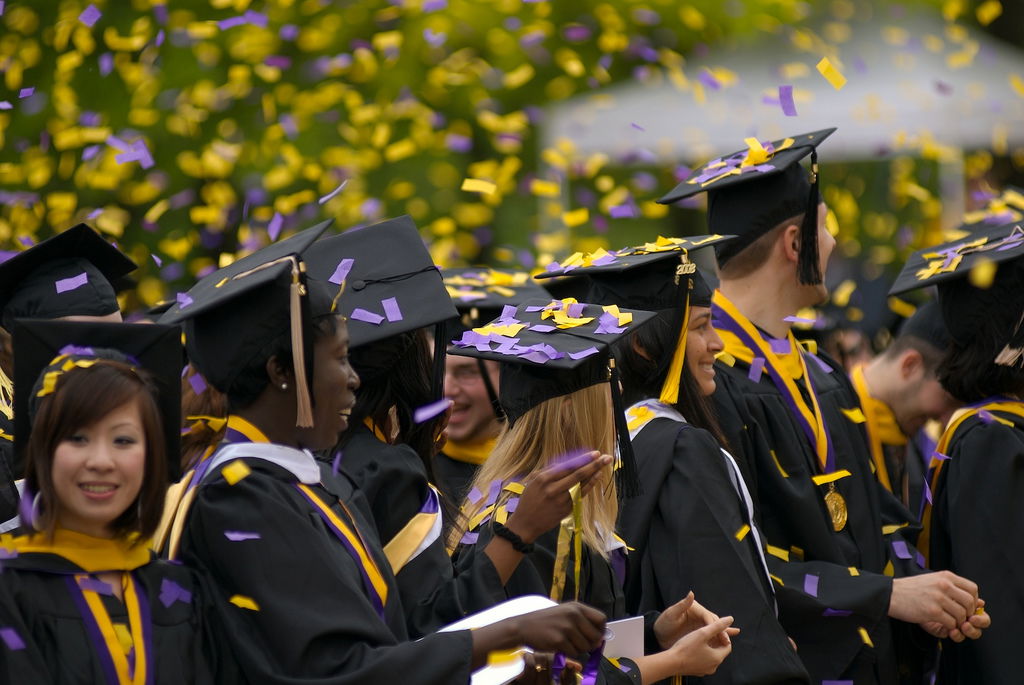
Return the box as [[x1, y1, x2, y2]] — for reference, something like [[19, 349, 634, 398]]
[[161, 221, 335, 427], [11, 320, 182, 481], [890, 222, 1024, 365], [304, 215, 458, 401], [961, 186, 1024, 232], [657, 128, 836, 285], [536, 235, 732, 405], [448, 298, 656, 496], [894, 300, 950, 352], [0, 223, 137, 330]]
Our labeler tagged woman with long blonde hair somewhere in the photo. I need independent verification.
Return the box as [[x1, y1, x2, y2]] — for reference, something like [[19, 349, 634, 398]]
[[450, 299, 738, 684]]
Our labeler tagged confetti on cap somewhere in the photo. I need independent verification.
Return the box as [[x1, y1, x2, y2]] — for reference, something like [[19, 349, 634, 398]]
[[221, 460, 252, 485], [414, 398, 451, 424], [0, 627, 25, 651], [816, 57, 847, 90], [55, 272, 89, 294], [224, 531, 262, 542], [461, 178, 497, 195], [381, 297, 403, 322], [328, 258, 354, 286], [803, 573, 819, 597], [229, 595, 260, 611], [79, 4, 102, 27], [778, 85, 798, 116], [350, 308, 385, 325]]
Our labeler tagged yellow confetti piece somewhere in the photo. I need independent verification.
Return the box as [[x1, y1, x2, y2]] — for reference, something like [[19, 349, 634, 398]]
[[881, 523, 908, 535], [229, 595, 260, 611], [887, 296, 917, 319], [832, 279, 856, 307], [848, 566, 860, 576], [790, 546, 805, 560], [734, 524, 750, 541], [766, 545, 790, 561], [976, 0, 1002, 26], [221, 459, 251, 485], [770, 574, 785, 587], [1011, 74, 1024, 98], [816, 57, 847, 90], [811, 470, 852, 486], [969, 258, 997, 288], [530, 179, 560, 197], [770, 450, 790, 478], [841, 408, 866, 424], [715, 351, 736, 367], [460, 178, 497, 196], [487, 649, 523, 666], [858, 627, 874, 647], [561, 208, 589, 228]]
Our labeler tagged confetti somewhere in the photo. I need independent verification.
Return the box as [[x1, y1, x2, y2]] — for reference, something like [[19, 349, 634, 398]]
[[159, 578, 193, 608], [414, 399, 451, 424], [803, 573, 819, 597], [18, 88, 34, 99], [734, 524, 750, 541], [188, 373, 207, 396], [381, 297, 403, 322], [562, 208, 589, 227], [461, 178, 497, 195], [0, 628, 24, 651], [891, 540, 912, 560], [568, 346, 599, 360], [229, 595, 260, 611], [816, 57, 847, 90], [318, 179, 348, 205], [976, 0, 1002, 26], [350, 308, 385, 325], [329, 258, 355, 286], [748, 357, 765, 382], [55, 272, 89, 294], [221, 460, 252, 485], [858, 627, 873, 647], [79, 577, 114, 595], [267, 213, 283, 241], [79, 4, 102, 27], [224, 531, 262, 542], [331, 450, 343, 476], [778, 85, 798, 116]]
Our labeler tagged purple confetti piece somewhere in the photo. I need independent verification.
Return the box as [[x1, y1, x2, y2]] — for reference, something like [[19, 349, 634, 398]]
[[630, 122, 645, 131], [264, 55, 292, 69], [499, 304, 517, 320], [55, 272, 88, 294], [0, 102, 11, 111], [414, 399, 451, 424], [466, 487, 483, 505], [934, 80, 953, 95], [609, 204, 635, 219], [423, 28, 446, 46], [768, 338, 791, 355], [0, 2, 5, 17], [350, 308, 384, 325], [318, 179, 348, 205], [748, 357, 766, 382], [188, 373, 207, 396], [59, 344, 95, 356], [783, 315, 817, 324], [151, 254, 162, 267], [803, 574, 819, 597], [158, 578, 192, 608], [530, 324, 555, 333], [79, 577, 114, 595], [218, 16, 247, 30], [915, 551, 926, 569], [224, 531, 261, 542], [931, 451, 950, 462], [922, 477, 932, 505], [18, 87, 33, 99], [460, 531, 479, 544], [99, 53, 114, 76], [381, 297, 403, 323], [892, 540, 912, 560], [176, 292, 193, 309], [0, 627, 24, 651], [504, 497, 519, 513], [698, 69, 721, 90], [328, 258, 354, 285], [568, 346, 599, 360], [267, 213, 283, 241], [79, 4, 101, 27], [810, 353, 833, 374], [778, 85, 798, 116], [17, 236, 35, 248], [331, 450, 343, 476], [823, 608, 853, 617], [154, 29, 164, 46], [243, 10, 267, 26]]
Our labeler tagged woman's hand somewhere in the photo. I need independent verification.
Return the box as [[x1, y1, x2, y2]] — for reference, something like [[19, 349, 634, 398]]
[[636, 616, 736, 681], [471, 602, 607, 671], [653, 591, 725, 650], [505, 451, 612, 544]]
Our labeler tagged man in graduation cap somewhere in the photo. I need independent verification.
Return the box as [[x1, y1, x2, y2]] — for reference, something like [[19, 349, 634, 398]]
[[850, 302, 960, 523], [658, 129, 988, 683], [0, 224, 137, 526], [436, 268, 550, 506]]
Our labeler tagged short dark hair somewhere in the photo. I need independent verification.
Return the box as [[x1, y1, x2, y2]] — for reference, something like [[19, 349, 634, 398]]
[[25, 361, 167, 540], [226, 313, 342, 410], [718, 216, 799, 280], [613, 309, 732, 451], [881, 335, 945, 373], [939, 335, 1024, 403]]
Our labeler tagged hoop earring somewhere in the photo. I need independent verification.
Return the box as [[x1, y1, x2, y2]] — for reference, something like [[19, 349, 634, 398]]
[[30, 492, 42, 531]]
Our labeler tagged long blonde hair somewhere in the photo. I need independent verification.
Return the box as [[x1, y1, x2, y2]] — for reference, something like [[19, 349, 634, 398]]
[[449, 382, 618, 557]]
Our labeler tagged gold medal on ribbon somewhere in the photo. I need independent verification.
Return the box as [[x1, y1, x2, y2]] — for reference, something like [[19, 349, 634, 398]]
[[824, 483, 848, 532]]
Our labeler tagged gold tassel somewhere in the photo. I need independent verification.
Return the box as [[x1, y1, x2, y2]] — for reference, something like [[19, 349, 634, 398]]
[[0, 366, 14, 421], [290, 269, 314, 428], [658, 288, 691, 405]]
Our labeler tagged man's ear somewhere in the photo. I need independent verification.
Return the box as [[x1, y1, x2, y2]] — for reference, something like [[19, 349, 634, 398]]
[[781, 223, 802, 264], [899, 348, 924, 381], [265, 354, 294, 390]]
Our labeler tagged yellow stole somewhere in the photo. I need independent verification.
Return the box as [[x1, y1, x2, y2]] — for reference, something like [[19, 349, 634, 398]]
[[850, 365, 907, 494], [920, 399, 1024, 563], [443, 437, 496, 466]]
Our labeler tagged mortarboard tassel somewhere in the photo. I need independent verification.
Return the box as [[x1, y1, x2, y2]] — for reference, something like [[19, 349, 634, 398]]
[[432, 321, 447, 401], [797, 149, 823, 286], [994, 311, 1024, 367], [658, 256, 695, 405], [477, 358, 506, 421], [290, 264, 315, 428], [609, 359, 640, 498]]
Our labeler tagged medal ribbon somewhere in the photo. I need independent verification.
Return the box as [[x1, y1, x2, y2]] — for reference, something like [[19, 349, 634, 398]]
[[712, 291, 837, 474], [65, 572, 152, 685], [919, 397, 1024, 564], [296, 484, 389, 619]]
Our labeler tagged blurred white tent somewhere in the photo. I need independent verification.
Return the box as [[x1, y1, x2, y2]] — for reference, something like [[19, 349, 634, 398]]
[[541, 7, 1024, 229]]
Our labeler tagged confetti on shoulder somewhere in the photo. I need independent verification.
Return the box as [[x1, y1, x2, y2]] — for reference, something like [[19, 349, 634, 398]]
[[414, 399, 451, 424], [229, 595, 260, 611], [221, 459, 251, 485], [224, 531, 262, 541]]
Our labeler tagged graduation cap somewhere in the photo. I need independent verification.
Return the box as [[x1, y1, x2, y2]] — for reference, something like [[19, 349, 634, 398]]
[[11, 320, 182, 481], [536, 235, 733, 405], [303, 215, 458, 400], [657, 128, 836, 286], [0, 223, 137, 330], [889, 222, 1024, 366], [894, 300, 950, 352], [448, 298, 656, 496], [161, 221, 335, 428], [442, 268, 548, 422], [961, 186, 1024, 232]]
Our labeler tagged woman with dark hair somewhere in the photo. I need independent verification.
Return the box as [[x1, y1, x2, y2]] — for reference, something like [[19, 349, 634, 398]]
[[0, 321, 236, 683], [540, 239, 810, 684], [890, 224, 1017, 684], [158, 224, 610, 684]]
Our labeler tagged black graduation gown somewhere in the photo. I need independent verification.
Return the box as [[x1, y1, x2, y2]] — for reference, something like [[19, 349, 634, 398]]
[[713, 346, 924, 684], [178, 454, 475, 684], [433, 450, 479, 509], [0, 549, 236, 683], [0, 412, 19, 522], [454, 521, 643, 685], [930, 409, 1024, 685], [619, 416, 810, 685], [333, 426, 505, 637]]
